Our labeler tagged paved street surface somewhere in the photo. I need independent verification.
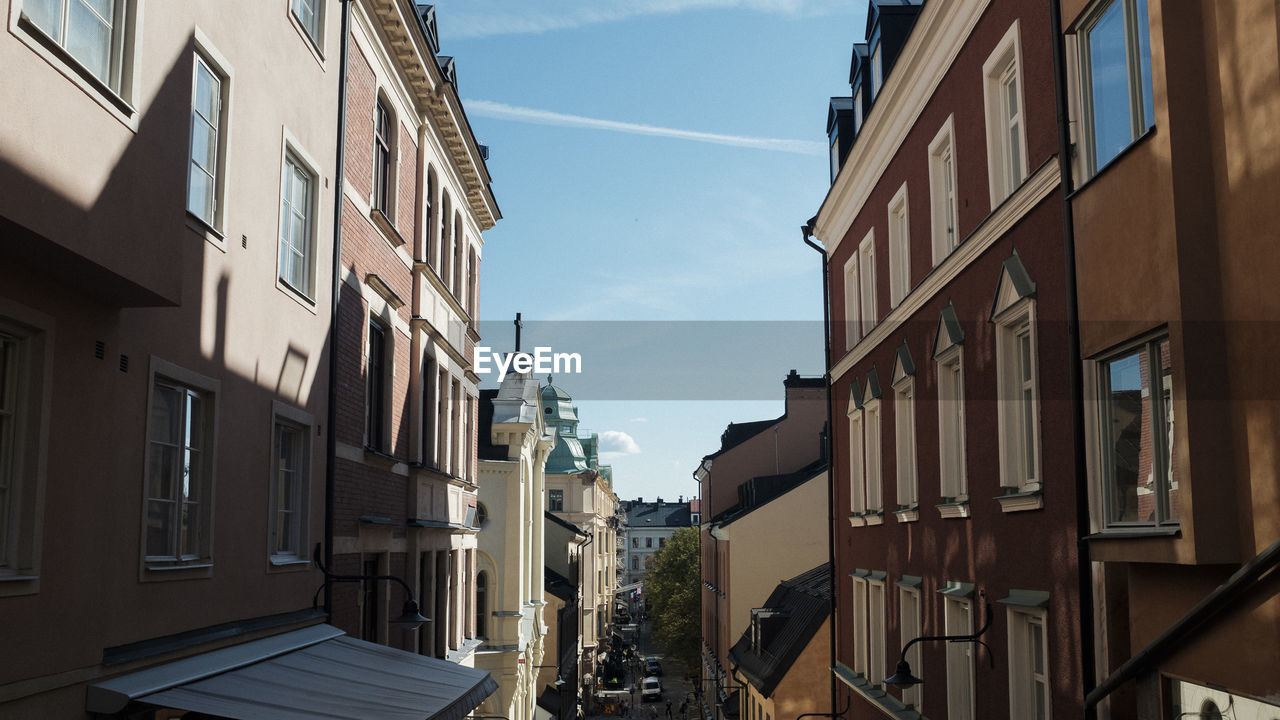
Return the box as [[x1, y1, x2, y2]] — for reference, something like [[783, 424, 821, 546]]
[[586, 618, 704, 720]]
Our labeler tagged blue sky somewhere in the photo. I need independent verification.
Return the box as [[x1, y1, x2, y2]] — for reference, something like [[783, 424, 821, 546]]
[[436, 0, 866, 502]]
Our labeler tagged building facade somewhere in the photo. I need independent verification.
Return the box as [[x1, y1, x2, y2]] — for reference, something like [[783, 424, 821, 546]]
[[477, 371, 555, 720], [328, 0, 499, 667], [814, 0, 1082, 717], [622, 496, 695, 586], [1058, 0, 1280, 716]]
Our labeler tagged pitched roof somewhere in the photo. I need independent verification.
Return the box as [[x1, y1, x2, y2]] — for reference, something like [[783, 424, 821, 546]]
[[729, 563, 832, 698], [712, 459, 827, 526], [545, 510, 588, 537], [625, 501, 692, 528]]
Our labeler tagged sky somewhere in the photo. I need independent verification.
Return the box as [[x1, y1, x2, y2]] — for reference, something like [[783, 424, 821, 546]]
[[434, 0, 868, 502]]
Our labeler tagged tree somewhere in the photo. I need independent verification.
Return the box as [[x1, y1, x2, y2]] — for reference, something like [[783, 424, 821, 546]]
[[645, 527, 700, 670]]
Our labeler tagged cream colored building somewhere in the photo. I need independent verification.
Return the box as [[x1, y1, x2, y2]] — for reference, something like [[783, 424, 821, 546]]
[[476, 371, 555, 720]]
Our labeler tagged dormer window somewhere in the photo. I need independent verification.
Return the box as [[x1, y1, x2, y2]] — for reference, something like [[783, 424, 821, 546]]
[[870, 43, 883, 98]]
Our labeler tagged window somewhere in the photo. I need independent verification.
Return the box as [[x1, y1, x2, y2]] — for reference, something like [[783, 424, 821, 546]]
[[270, 413, 310, 562], [279, 150, 316, 298], [893, 377, 917, 515], [851, 577, 868, 675], [438, 193, 451, 277], [366, 320, 386, 451], [983, 22, 1027, 206], [928, 116, 959, 265], [646, 537, 652, 548], [631, 556, 639, 570], [829, 130, 841, 184], [944, 595, 975, 720], [859, 231, 877, 332], [659, 537, 666, 548], [24, 0, 130, 91], [843, 255, 860, 350], [476, 571, 487, 637], [0, 314, 50, 588], [853, 88, 863, 132], [899, 586, 922, 710], [937, 347, 968, 503], [632, 537, 638, 548], [870, 44, 883, 99], [290, 0, 322, 47], [1008, 608, 1050, 719], [868, 577, 886, 687], [1077, 0, 1154, 176], [548, 488, 564, 512], [887, 183, 910, 307], [993, 256, 1041, 507], [144, 374, 215, 565], [1096, 334, 1176, 526], [188, 53, 226, 229], [847, 404, 866, 518], [864, 399, 882, 515], [373, 99, 392, 214]]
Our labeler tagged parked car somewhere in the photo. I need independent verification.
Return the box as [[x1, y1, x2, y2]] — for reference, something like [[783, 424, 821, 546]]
[[641, 676, 663, 702], [645, 656, 662, 676]]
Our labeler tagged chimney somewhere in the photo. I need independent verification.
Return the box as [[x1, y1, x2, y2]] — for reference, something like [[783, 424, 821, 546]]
[[657, 497, 663, 505]]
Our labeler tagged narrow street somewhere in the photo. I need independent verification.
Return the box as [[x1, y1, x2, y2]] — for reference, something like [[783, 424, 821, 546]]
[[588, 617, 700, 720]]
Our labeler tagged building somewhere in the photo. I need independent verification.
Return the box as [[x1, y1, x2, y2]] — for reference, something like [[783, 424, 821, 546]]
[[1056, 0, 1280, 716], [730, 564, 833, 720], [623, 496, 695, 585], [812, 0, 1081, 717], [695, 371, 827, 720], [476, 371, 555, 720], [327, 0, 499, 669], [543, 510, 591, 720], [0, 0, 493, 716], [541, 380, 622, 695]]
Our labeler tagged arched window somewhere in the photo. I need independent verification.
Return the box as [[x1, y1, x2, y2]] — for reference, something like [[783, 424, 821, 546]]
[[476, 571, 488, 638]]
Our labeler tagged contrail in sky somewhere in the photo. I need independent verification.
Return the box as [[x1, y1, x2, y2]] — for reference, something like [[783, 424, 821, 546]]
[[463, 99, 826, 156]]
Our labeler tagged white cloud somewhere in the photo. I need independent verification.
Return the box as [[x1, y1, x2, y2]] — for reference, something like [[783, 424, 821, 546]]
[[599, 430, 642, 457], [462, 100, 825, 156], [631, 417, 649, 423], [436, 0, 851, 39]]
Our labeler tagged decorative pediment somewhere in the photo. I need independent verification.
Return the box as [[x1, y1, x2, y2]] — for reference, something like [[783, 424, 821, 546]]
[[847, 377, 863, 413], [990, 251, 1036, 322], [365, 273, 405, 310], [933, 303, 965, 358], [891, 341, 915, 387], [863, 366, 882, 403]]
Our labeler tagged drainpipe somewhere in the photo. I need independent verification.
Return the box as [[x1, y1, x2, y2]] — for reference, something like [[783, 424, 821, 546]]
[[801, 217, 836, 720], [323, 0, 353, 617], [1046, 1, 1096, 715]]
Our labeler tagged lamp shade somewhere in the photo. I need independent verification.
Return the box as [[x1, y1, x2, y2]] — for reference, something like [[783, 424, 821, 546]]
[[884, 659, 922, 687], [392, 600, 430, 629]]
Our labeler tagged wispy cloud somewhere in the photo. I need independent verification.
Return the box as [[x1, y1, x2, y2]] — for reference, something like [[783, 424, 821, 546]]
[[600, 430, 642, 458], [436, 0, 851, 38], [463, 100, 825, 156], [631, 417, 649, 423]]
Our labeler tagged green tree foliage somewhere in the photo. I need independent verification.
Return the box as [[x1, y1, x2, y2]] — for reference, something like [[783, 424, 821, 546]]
[[646, 527, 700, 670]]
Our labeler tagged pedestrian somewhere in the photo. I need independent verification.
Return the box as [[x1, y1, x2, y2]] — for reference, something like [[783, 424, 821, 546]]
[[666, 700, 672, 719], [679, 699, 687, 720]]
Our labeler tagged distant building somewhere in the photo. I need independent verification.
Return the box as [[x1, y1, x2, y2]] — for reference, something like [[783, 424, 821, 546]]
[[623, 496, 695, 585], [542, 511, 591, 720]]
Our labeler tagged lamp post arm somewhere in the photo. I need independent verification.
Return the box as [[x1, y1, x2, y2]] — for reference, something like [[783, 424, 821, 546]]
[[312, 543, 417, 599], [896, 602, 994, 666]]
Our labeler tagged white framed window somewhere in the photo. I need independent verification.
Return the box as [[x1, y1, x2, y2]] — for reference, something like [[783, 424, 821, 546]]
[[944, 594, 975, 720], [1008, 608, 1050, 719], [868, 576, 886, 687], [853, 88, 863, 132], [1075, 0, 1154, 177], [870, 43, 883, 99], [898, 585, 922, 710], [1094, 333, 1177, 527], [278, 142, 319, 301], [22, 0, 132, 93], [847, 399, 866, 520], [0, 309, 51, 593], [859, 231, 877, 333], [893, 377, 917, 516], [982, 21, 1028, 207], [887, 183, 910, 307], [851, 576, 868, 675], [993, 255, 1041, 508], [864, 398, 883, 516], [928, 115, 959, 265], [373, 97, 394, 214], [143, 361, 218, 568], [937, 346, 968, 503], [289, 0, 324, 53], [270, 403, 312, 564], [843, 254, 860, 350], [187, 46, 232, 232]]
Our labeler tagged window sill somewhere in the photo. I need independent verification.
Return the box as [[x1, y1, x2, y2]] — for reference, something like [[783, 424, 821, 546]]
[[287, 10, 328, 69], [995, 489, 1043, 513], [1084, 526, 1181, 541], [893, 506, 919, 523], [863, 511, 885, 526], [370, 208, 407, 248], [937, 500, 971, 518], [276, 277, 319, 314], [0, 573, 40, 598], [17, 13, 137, 121], [1068, 125, 1159, 198], [848, 513, 866, 528], [186, 212, 227, 250], [269, 555, 311, 568], [142, 562, 214, 582]]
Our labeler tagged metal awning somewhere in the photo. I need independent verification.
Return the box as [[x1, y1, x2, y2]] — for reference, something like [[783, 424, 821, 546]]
[[87, 624, 498, 720]]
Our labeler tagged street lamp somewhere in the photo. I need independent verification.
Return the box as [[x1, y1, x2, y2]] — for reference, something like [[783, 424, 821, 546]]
[[884, 601, 995, 687], [312, 543, 431, 630]]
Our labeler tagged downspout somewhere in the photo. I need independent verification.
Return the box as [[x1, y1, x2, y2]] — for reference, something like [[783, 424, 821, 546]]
[[1046, 1, 1096, 715], [323, 0, 353, 617], [802, 217, 837, 720]]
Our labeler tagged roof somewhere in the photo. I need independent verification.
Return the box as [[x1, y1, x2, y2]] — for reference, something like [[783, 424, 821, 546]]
[[545, 510, 588, 537], [703, 418, 779, 461], [729, 563, 832, 698], [713, 459, 827, 526], [625, 501, 692, 528]]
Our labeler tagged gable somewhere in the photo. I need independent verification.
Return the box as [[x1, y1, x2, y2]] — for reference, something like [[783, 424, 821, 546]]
[[990, 250, 1037, 321], [933, 303, 965, 358]]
